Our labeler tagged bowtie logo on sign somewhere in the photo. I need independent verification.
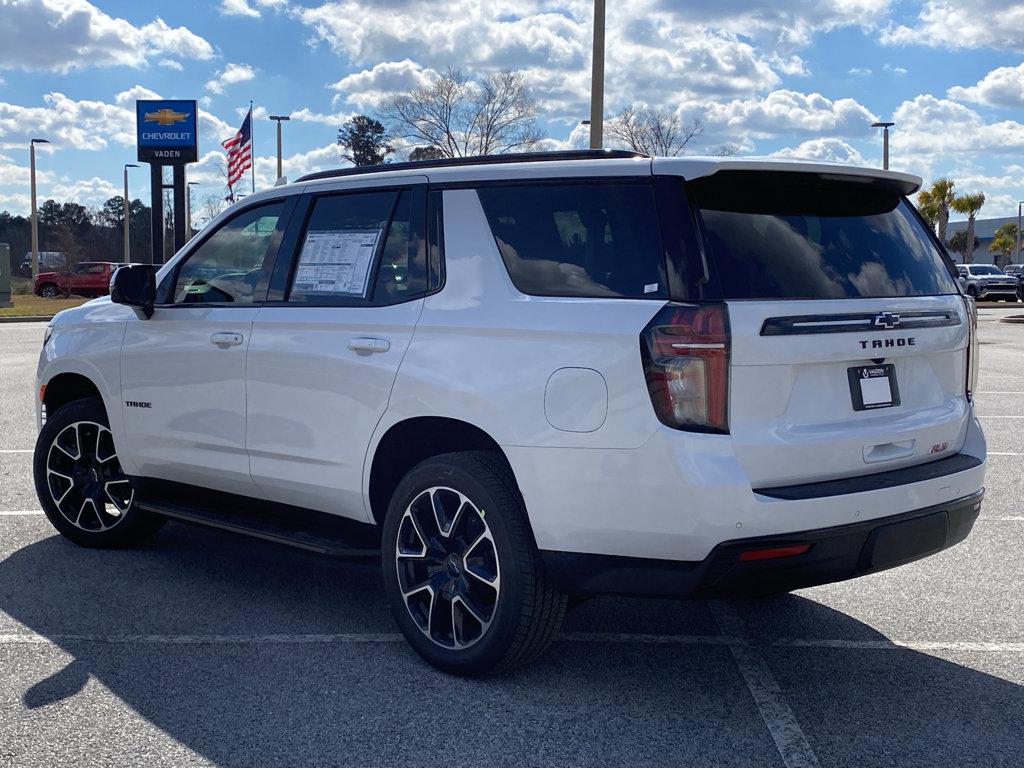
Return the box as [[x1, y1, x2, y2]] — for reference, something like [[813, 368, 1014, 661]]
[[142, 108, 190, 126]]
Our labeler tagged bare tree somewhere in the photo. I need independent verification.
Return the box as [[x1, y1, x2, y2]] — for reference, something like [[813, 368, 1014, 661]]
[[606, 104, 704, 156], [380, 68, 545, 157], [198, 194, 226, 227]]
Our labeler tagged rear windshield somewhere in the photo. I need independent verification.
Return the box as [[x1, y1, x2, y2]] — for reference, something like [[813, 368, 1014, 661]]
[[477, 182, 667, 299], [689, 172, 958, 300]]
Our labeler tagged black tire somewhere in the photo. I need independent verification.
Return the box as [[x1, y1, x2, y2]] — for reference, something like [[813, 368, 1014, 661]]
[[381, 451, 566, 676], [38, 283, 58, 298], [33, 397, 163, 548]]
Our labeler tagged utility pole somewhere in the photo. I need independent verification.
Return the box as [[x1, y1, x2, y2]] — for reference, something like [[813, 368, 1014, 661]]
[[123, 163, 138, 263], [250, 100, 256, 194], [588, 0, 605, 149], [29, 138, 49, 279], [269, 115, 290, 181], [871, 121, 895, 170], [186, 181, 199, 237]]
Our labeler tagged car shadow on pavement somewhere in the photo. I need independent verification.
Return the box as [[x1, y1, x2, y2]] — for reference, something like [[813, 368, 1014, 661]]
[[2, 521, 1023, 767]]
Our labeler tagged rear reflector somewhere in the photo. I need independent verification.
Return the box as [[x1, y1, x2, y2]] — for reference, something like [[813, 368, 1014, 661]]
[[738, 544, 812, 562]]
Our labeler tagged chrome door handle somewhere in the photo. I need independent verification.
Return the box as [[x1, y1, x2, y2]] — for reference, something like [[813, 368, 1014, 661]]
[[210, 332, 244, 347], [348, 337, 390, 353]]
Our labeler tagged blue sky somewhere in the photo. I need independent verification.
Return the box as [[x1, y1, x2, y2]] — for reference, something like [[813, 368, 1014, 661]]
[[1, 0, 1023, 224]]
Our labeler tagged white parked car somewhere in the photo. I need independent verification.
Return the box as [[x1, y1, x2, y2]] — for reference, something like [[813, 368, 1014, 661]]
[[34, 151, 986, 675]]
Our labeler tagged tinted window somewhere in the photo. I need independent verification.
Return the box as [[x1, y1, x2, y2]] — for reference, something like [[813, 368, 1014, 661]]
[[173, 202, 284, 304], [288, 191, 396, 303], [373, 191, 427, 303], [970, 265, 1003, 275], [477, 183, 666, 298], [690, 172, 959, 300]]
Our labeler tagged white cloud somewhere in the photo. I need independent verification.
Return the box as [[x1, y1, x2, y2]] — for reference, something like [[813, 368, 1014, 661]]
[[705, 89, 877, 140], [159, 59, 184, 71], [206, 63, 257, 95], [882, 94, 1024, 178], [648, 0, 892, 47], [219, 0, 288, 17], [290, 107, 356, 126], [770, 138, 867, 165], [883, 63, 908, 75], [948, 64, 1024, 107], [299, 2, 787, 121], [0, 0, 214, 72], [329, 60, 439, 111], [220, 0, 261, 17], [49, 176, 120, 206], [849, 67, 872, 76], [881, 0, 1024, 52], [114, 85, 161, 107]]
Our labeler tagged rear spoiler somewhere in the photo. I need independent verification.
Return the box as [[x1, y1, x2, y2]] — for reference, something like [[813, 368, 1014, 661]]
[[653, 157, 922, 196]]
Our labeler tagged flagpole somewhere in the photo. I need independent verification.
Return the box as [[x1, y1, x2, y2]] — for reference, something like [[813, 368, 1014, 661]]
[[249, 100, 255, 194]]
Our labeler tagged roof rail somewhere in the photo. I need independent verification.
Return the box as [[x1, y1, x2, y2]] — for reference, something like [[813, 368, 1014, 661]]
[[294, 149, 648, 183]]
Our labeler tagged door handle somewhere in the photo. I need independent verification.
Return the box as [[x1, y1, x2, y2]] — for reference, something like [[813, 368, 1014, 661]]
[[210, 332, 244, 347], [348, 337, 390, 353]]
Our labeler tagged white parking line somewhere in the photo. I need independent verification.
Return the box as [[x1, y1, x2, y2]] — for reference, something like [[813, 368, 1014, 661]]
[[1, 631, 1021, 653], [0, 510, 43, 516], [978, 415, 1024, 419], [0, 449, 31, 454], [709, 600, 820, 768], [989, 452, 1024, 456]]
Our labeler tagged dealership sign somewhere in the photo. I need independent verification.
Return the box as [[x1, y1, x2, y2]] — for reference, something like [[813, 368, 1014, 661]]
[[136, 100, 198, 163]]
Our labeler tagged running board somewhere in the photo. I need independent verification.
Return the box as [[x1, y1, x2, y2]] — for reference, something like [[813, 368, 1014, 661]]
[[133, 479, 381, 559]]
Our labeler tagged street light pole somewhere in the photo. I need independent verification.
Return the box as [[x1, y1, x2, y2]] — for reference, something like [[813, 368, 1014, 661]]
[[269, 115, 290, 181], [588, 0, 605, 149], [123, 163, 138, 263], [29, 138, 49, 279], [1017, 201, 1023, 265], [871, 121, 895, 170], [186, 181, 199, 237]]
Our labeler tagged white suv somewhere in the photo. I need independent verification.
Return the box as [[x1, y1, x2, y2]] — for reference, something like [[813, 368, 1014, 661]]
[[34, 151, 986, 675]]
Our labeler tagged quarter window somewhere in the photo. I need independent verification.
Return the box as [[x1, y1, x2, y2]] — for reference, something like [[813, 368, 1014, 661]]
[[476, 183, 667, 299], [172, 202, 285, 304]]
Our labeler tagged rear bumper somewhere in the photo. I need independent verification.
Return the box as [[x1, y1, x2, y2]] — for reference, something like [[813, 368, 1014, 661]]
[[540, 489, 983, 598]]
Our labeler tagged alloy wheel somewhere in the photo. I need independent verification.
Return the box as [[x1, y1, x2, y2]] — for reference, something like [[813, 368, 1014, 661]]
[[395, 486, 501, 649], [45, 421, 134, 532]]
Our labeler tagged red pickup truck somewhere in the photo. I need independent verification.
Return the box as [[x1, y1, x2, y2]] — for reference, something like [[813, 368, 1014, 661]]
[[34, 262, 121, 298]]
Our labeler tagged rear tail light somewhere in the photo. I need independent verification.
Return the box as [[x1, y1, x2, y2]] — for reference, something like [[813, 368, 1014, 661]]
[[640, 302, 730, 432], [964, 295, 978, 400]]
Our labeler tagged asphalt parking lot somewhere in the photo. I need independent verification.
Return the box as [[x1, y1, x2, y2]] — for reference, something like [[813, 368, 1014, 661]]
[[1, 308, 1022, 767]]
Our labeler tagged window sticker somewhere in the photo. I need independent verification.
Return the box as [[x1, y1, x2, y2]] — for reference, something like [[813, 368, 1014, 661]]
[[293, 229, 382, 296]]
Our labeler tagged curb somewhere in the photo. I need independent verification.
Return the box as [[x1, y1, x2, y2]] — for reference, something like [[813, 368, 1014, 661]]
[[0, 315, 52, 323]]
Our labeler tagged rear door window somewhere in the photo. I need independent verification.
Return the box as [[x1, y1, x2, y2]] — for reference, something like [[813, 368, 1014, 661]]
[[689, 172, 959, 300], [476, 182, 666, 298]]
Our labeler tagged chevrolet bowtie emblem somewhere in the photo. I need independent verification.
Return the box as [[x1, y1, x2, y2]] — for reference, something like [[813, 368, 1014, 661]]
[[143, 108, 190, 126], [873, 312, 901, 329]]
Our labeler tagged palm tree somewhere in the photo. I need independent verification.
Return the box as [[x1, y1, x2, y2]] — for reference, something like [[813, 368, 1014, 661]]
[[951, 192, 986, 264], [918, 178, 956, 243], [989, 222, 1018, 268]]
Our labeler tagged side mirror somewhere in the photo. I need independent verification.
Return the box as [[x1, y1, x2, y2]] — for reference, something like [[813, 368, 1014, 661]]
[[110, 264, 156, 319]]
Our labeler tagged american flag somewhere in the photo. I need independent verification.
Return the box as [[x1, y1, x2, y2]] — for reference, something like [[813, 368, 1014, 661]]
[[221, 108, 253, 194]]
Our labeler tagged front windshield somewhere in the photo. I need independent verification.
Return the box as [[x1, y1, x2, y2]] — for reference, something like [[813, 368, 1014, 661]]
[[971, 265, 1004, 275]]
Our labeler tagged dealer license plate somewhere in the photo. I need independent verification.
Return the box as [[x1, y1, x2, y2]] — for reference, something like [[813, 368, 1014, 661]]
[[848, 364, 901, 411]]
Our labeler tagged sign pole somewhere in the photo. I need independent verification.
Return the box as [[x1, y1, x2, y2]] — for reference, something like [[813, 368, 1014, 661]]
[[172, 165, 187, 252], [149, 165, 162, 265]]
